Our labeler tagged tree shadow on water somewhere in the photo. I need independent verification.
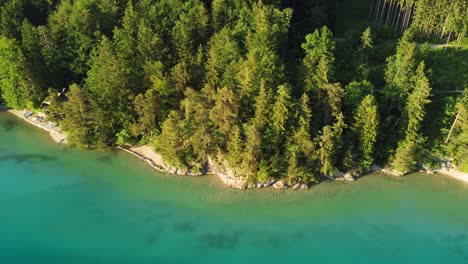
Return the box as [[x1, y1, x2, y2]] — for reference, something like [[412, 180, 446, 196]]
[[198, 230, 242, 250], [0, 154, 57, 163], [173, 221, 196, 233], [0, 119, 17, 132], [145, 226, 165, 246]]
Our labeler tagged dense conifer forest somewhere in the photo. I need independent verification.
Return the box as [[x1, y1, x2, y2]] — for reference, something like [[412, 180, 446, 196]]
[[0, 0, 467, 182]]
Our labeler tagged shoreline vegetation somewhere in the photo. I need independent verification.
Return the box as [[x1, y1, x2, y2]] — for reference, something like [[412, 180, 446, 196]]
[[0, 1, 466, 189], [4, 108, 468, 188]]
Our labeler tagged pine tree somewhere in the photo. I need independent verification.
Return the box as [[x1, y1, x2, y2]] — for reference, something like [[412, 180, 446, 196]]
[[133, 88, 160, 138], [271, 84, 292, 139], [0, 0, 24, 39], [384, 30, 417, 105], [318, 112, 345, 176], [252, 81, 273, 130], [301, 26, 335, 93], [210, 87, 239, 142], [343, 80, 374, 117], [391, 62, 432, 173], [226, 124, 243, 170], [241, 124, 262, 178], [351, 95, 379, 172], [45, 88, 64, 123], [205, 27, 241, 88], [61, 84, 95, 148], [0, 36, 31, 109], [355, 27, 373, 80], [114, 0, 142, 93], [153, 110, 186, 168], [172, 0, 209, 63], [85, 36, 132, 146], [294, 93, 315, 159], [181, 88, 213, 164]]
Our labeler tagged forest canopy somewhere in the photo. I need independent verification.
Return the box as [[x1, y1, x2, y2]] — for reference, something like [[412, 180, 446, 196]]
[[0, 0, 467, 181]]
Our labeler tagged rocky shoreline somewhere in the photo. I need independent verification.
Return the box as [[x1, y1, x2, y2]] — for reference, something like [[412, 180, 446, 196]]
[[121, 144, 356, 190], [5, 109, 468, 188]]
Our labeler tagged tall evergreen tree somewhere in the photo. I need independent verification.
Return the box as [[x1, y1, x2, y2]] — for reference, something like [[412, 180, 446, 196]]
[[351, 95, 379, 172], [384, 30, 417, 106], [85, 36, 132, 146], [153, 110, 186, 168], [209, 86, 239, 144], [301, 26, 335, 93], [391, 62, 432, 173], [61, 84, 95, 148]]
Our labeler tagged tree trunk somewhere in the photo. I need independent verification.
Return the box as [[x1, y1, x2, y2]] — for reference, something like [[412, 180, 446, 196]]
[[385, 0, 394, 26], [407, 2, 415, 31], [394, 4, 402, 29], [440, 15, 449, 39], [402, 1, 414, 32], [445, 109, 463, 144], [390, 1, 400, 28], [379, 0, 387, 24], [400, 4, 407, 32], [374, 0, 381, 22], [446, 31, 452, 46], [369, 0, 375, 19]]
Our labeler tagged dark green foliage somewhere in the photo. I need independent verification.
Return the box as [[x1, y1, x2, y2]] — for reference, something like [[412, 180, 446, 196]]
[[1, 0, 466, 181], [61, 84, 95, 148], [301, 26, 335, 93], [391, 62, 432, 173], [384, 31, 417, 106], [153, 110, 186, 168], [343, 80, 374, 117], [85, 36, 132, 146], [210, 86, 239, 144], [181, 87, 214, 164], [443, 88, 467, 171], [45, 88, 63, 122], [351, 95, 379, 172], [0, 36, 42, 109], [133, 88, 160, 139]]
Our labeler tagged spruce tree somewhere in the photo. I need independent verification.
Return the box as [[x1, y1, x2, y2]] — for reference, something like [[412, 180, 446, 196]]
[[351, 95, 379, 172], [154, 110, 186, 168], [85, 36, 132, 146], [242, 124, 262, 178], [209, 87, 239, 142], [301, 26, 335, 93], [384, 30, 417, 105], [61, 84, 95, 148], [226, 124, 244, 170], [391, 62, 432, 173]]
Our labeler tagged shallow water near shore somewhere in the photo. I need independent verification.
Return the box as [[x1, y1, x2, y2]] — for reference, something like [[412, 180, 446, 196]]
[[1, 112, 468, 264]]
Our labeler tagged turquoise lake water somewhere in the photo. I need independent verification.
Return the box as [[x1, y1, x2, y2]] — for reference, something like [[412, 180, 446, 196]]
[[1, 112, 468, 263]]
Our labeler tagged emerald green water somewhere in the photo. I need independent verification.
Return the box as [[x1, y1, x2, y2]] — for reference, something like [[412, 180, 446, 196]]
[[1, 112, 468, 264]]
